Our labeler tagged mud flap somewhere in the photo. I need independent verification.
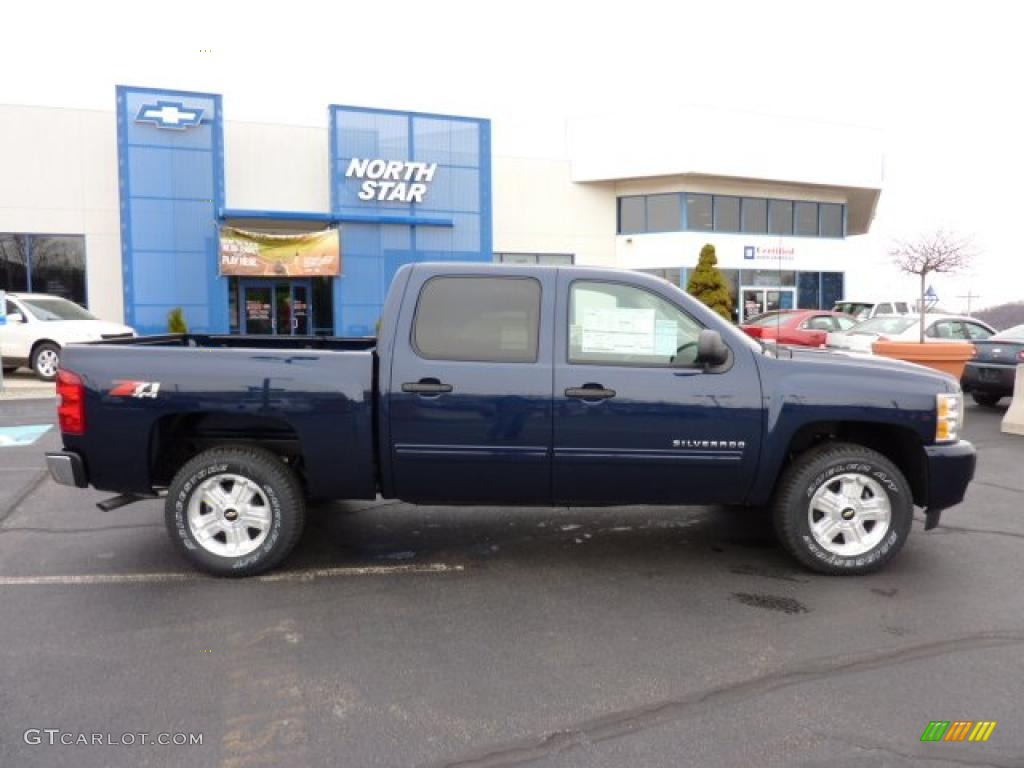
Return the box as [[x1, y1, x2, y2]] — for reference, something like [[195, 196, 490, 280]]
[[924, 508, 943, 530]]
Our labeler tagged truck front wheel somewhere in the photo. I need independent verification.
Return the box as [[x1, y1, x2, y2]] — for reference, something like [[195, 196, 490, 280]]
[[773, 443, 913, 575], [165, 446, 305, 577]]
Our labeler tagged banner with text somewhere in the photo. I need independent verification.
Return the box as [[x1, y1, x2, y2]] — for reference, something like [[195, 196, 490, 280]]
[[219, 227, 341, 277]]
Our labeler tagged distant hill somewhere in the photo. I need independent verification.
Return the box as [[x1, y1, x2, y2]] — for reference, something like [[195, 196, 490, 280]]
[[974, 302, 1024, 330]]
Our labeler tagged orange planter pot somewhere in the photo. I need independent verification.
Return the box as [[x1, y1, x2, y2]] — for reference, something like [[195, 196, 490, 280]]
[[871, 341, 975, 379]]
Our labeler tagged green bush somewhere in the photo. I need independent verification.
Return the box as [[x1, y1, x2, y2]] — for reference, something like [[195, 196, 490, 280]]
[[167, 307, 188, 334], [686, 244, 733, 321]]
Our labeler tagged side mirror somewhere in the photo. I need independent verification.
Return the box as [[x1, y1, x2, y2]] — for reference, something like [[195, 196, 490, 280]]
[[6, 312, 24, 324], [696, 329, 729, 367]]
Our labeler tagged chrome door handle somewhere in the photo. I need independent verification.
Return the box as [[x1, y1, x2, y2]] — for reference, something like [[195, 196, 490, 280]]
[[402, 379, 454, 395], [565, 385, 616, 400]]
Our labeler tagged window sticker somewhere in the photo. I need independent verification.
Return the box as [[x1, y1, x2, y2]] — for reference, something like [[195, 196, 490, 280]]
[[580, 308, 656, 354], [654, 320, 679, 356]]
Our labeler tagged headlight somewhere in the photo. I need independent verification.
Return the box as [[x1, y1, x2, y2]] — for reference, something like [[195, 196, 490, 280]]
[[935, 392, 963, 443]]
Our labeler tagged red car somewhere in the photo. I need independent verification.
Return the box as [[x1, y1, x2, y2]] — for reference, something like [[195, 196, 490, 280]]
[[741, 310, 858, 347]]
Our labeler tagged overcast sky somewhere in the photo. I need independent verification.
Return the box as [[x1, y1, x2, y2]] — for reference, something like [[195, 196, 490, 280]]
[[3, 0, 1021, 309]]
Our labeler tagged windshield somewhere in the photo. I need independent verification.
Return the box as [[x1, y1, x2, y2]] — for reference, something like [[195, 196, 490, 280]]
[[20, 297, 97, 322], [849, 316, 918, 335], [992, 323, 1024, 341], [832, 301, 874, 319]]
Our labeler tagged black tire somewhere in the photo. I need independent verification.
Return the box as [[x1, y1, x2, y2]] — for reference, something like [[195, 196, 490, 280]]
[[165, 445, 305, 577], [972, 393, 1002, 408], [773, 442, 913, 575], [31, 342, 61, 381]]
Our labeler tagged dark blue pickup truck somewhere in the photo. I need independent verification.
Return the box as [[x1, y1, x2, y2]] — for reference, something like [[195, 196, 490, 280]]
[[46, 264, 975, 576]]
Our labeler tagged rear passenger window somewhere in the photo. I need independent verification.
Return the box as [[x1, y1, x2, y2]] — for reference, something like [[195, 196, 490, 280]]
[[894, 302, 909, 314], [413, 276, 541, 363], [965, 323, 993, 340], [875, 303, 893, 315]]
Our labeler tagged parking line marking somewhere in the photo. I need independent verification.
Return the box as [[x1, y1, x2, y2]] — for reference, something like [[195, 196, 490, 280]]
[[0, 563, 465, 586]]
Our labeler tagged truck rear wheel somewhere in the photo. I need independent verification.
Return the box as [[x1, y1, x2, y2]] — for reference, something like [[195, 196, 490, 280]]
[[165, 445, 305, 577], [773, 442, 913, 575]]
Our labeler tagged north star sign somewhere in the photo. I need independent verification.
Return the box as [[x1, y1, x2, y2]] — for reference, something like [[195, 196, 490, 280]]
[[345, 158, 438, 203]]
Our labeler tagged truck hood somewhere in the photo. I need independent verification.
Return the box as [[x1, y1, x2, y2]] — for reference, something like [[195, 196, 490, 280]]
[[771, 344, 959, 390]]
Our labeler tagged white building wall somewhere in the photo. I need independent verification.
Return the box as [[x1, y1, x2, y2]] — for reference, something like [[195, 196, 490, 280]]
[[568, 105, 884, 191], [0, 105, 122, 322], [492, 156, 616, 266], [223, 121, 329, 213]]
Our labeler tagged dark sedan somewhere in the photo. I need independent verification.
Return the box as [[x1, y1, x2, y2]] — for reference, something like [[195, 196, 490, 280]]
[[961, 323, 1024, 406]]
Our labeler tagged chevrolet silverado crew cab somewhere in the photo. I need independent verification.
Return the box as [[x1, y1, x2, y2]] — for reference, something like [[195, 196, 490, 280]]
[[45, 264, 976, 577]]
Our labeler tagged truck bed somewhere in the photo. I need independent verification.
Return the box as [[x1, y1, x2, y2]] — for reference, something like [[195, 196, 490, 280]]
[[59, 335, 379, 501]]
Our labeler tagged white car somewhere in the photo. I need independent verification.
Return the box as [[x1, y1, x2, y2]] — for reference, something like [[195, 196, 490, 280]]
[[832, 300, 913, 321], [1, 294, 135, 381], [826, 314, 996, 354]]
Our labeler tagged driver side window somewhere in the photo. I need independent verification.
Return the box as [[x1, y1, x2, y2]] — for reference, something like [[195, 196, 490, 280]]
[[568, 281, 704, 366]]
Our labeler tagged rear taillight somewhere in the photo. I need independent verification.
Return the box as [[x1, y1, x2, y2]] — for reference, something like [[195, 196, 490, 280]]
[[56, 370, 85, 435], [1018, 350, 1024, 362]]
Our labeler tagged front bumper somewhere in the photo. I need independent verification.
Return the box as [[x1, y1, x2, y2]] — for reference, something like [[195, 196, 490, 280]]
[[45, 451, 88, 488], [922, 440, 976, 527]]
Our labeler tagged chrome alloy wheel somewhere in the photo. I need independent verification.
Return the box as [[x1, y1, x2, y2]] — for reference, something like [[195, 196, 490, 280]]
[[187, 473, 272, 557], [807, 472, 892, 557], [35, 348, 60, 378]]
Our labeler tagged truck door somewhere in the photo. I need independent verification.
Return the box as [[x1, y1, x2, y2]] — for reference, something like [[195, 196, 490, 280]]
[[552, 274, 762, 505], [388, 271, 555, 504]]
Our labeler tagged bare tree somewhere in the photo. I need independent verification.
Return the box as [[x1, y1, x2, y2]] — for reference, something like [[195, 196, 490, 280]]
[[889, 229, 975, 343]]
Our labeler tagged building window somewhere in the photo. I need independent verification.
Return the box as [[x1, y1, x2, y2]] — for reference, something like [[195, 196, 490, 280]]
[[714, 196, 741, 232], [495, 253, 574, 265], [0, 233, 87, 305], [821, 272, 845, 309], [768, 200, 794, 235], [413, 276, 541, 363], [618, 197, 646, 234], [794, 202, 819, 236], [616, 195, 844, 238], [741, 198, 768, 233], [685, 194, 713, 231], [797, 271, 820, 308], [646, 194, 682, 232], [820, 203, 843, 237]]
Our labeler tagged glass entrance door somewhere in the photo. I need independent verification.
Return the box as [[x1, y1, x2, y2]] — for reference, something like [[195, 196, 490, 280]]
[[241, 281, 313, 335], [740, 287, 795, 322]]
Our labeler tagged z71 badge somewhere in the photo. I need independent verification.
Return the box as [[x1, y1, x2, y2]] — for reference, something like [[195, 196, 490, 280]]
[[110, 380, 161, 399]]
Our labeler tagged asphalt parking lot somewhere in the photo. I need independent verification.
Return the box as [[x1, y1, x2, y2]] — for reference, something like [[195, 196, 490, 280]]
[[0, 396, 1022, 768]]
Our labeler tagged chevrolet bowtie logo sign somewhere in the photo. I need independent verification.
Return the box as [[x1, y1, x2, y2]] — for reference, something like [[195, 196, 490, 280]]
[[135, 101, 204, 130]]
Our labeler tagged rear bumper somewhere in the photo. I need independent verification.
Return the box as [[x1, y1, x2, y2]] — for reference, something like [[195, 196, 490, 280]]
[[961, 363, 1015, 395], [45, 451, 88, 488], [923, 440, 976, 520]]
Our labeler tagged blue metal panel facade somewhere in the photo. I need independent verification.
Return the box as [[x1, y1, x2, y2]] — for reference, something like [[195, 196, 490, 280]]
[[116, 86, 226, 335], [116, 89, 491, 336], [329, 106, 492, 335]]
